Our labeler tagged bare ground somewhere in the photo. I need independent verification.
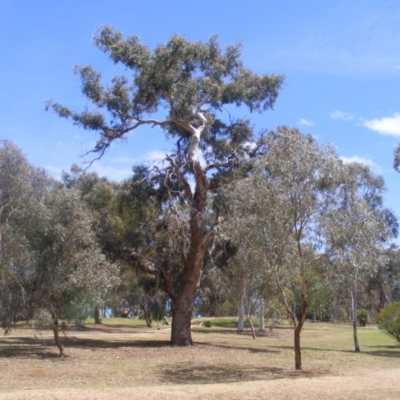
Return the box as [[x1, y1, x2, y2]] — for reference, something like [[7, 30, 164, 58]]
[[0, 322, 399, 400]]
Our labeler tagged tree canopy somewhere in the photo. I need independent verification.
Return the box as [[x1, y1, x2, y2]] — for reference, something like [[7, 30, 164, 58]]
[[47, 26, 284, 345]]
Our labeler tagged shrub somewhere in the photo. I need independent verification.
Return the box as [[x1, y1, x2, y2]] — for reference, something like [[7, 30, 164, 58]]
[[357, 309, 368, 327], [376, 302, 400, 344], [203, 320, 212, 328]]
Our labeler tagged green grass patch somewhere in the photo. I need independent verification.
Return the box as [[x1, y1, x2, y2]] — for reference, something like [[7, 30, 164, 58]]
[[84, 317, 153, 327]]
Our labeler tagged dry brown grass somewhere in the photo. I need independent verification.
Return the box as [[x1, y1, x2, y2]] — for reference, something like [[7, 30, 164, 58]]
[[0, 320, 398, 399]]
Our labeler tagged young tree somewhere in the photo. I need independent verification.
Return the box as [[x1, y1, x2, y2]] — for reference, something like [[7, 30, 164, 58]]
[[222, 127, 343, 369], [322, 162, 393, 351], [47, 26, 284, 345], [25, 188, 117, 355]]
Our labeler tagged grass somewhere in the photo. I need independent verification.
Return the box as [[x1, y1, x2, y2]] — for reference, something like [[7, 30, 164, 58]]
[[0, 319, 398, 399], [84, 317, 151, 327]]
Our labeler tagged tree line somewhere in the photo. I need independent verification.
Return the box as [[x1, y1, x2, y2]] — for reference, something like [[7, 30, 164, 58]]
[[1, 27, 399, 369]]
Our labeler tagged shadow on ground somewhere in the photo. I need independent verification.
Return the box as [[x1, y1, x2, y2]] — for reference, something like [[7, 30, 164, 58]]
[[160, 363, 328, 384]]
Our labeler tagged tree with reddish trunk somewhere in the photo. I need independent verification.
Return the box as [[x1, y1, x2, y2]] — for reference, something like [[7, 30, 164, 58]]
[[47, 26, 283, 345]]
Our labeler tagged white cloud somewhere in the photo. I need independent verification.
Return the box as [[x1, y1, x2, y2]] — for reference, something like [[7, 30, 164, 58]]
[[340, 155, 383, 174], [363, 113, 400, 136], [340, 156, 374, 167], [298, 118, 314, 126], [89, 162, 133, 182], [145, 150, 168, 162], [44, 165, 63, 181], [330, 110, 354, 121], [112, 151, 167, 166]]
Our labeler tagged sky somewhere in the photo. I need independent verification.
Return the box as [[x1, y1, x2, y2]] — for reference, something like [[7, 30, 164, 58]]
[[1, 0, 400, 226]]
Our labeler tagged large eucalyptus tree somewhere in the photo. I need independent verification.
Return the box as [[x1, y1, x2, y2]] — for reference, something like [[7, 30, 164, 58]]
[[47, 26, 284, 345]]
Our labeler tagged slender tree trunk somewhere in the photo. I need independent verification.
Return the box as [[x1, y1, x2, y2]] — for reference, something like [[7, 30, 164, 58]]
[[259, 298, 265, 331], [294, 324, 302, 370], [247, 313, 256, 339], [94, 303, 102, 324], [52, 317, 64, 356], [276, 272, 308, 370], [242, 294, 256, 339], [351, 285, 360, 352], [237, 296, 245, 332]]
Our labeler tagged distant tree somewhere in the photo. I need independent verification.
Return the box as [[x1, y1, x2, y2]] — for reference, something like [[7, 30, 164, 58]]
[[376, 301, 400, 344], [322, 162, 393, 352], [360, 244, 400, 312], [47, 26, 284, 345]]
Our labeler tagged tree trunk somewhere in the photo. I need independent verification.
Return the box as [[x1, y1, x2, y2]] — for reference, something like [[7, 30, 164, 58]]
[[52, 317, 64, 356], [94, 303, 102, 324], [294, 295, 307, 370], [171, 286, 198, 345], [259, 298, 265, 331], [169, 159, 212, 346], [351, 286, 360, 352], [237, 296, 245, 332], [294, 325, 302, 370], [247, 314, 256, 339]]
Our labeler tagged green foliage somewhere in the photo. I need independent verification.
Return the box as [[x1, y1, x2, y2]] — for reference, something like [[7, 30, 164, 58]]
[[376, 302, 400, 344], [0, 140, 50, 331], [357, 309, 369, 327], [203, 320, 212, 328]]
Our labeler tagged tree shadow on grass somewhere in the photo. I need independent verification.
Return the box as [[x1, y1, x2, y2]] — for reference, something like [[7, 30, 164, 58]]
[[270, 344, 400, 359], [0, 334, 283, 359], [160, 363, 328, 385], [0, 337, 61, 359], [0, 336, 174, 358], [195, 341, 280, 355]]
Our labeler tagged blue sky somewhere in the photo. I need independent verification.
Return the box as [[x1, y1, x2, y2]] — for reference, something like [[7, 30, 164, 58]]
[[1, 0, 400, 224]]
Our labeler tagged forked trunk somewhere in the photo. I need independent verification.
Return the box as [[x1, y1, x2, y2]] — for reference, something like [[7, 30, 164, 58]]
[[53, 317, 64, 356]]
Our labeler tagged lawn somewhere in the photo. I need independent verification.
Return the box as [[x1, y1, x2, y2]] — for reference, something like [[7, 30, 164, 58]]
[[0, 319, 398, 399]]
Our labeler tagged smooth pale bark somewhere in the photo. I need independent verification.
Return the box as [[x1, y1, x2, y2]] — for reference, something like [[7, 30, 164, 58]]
[[259, 298, 265, 331], [237, 297, 245, 332]]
